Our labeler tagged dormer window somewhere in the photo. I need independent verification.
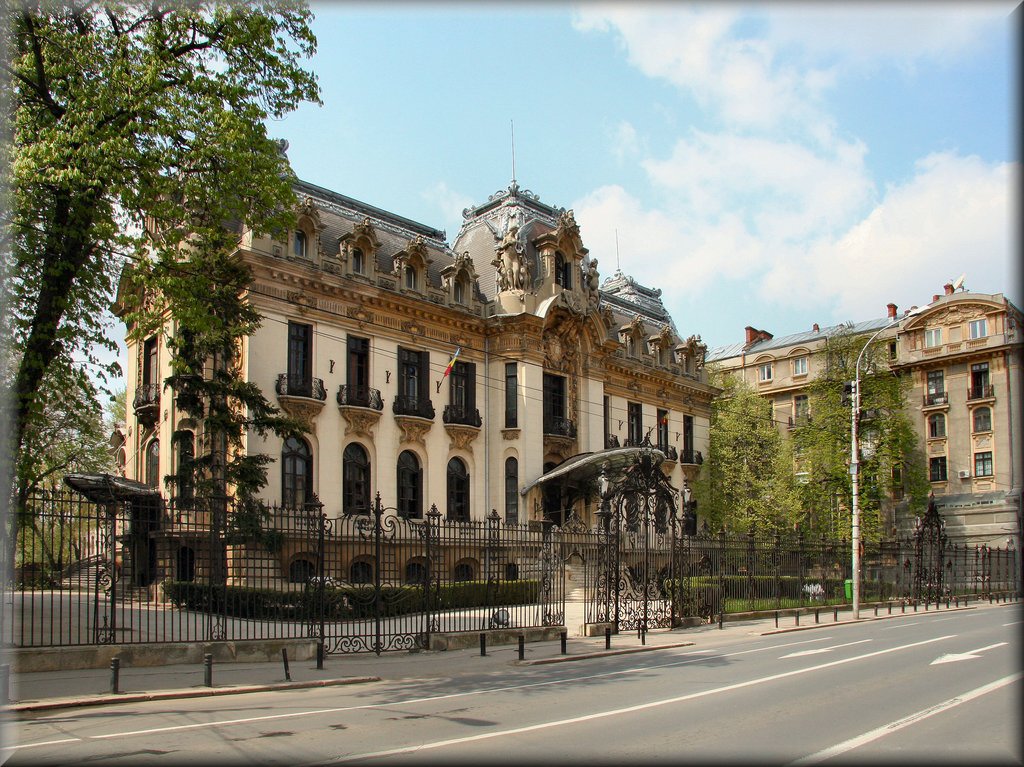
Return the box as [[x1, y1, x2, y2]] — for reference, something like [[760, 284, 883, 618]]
[[352, 247, 364, 275], [454, 278, 466, 305], [404, 265, 418, 291], [293, 229, 307, 258], [555, 252, 572, 289]]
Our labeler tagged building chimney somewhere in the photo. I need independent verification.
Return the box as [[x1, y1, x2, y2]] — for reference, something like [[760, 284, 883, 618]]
[[745, 326, 758, 345], [887, 303, 897, 319], [944, 283, 954, 295], [932, 294, 940, 303], [812, 323, 820, 332]]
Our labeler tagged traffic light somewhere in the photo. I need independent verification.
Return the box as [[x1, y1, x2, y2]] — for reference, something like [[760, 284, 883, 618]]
[[841, 381, 854, 407]]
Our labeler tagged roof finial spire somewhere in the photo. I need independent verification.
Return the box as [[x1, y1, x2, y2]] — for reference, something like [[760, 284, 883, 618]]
[[510, 119, 516, 186], [615, 228, 621, 271]]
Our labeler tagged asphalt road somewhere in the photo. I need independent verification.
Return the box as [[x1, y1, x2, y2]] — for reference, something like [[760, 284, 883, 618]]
[[6, 605, 1021, 765]]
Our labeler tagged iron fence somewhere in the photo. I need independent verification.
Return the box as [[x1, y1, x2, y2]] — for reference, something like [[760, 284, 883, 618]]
[[2, 487, 1018, 654]]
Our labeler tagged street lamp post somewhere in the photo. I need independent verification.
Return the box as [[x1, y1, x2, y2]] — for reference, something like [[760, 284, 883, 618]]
[[850, 307, 923, 620]]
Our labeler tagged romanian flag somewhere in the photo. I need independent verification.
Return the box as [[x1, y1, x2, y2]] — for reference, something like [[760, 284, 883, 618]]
[[443, 347, 462, 378], [661, 413, 669, 425]]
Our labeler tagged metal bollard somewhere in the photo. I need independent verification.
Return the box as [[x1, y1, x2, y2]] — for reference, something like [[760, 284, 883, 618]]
[[815, 608, 819, 624], [204, 653, 213, 687], [873, 604, 878, 617], [888, 601, 892, 615], [833, 607, 838, 622], [946, 597, 950, 609], [718, 611, 724, 630], [0, 663, 9, 705], [924, 600, 929, 611], [913, 601, 918, 612], [795, 612, 800, 626], [282, 648, 291, 682], [775, 611, 779, 628], [560, 631, 567, 655], [110, 657, 120, 694], [518, 635, 525, 661], [901, 600, 906, 613], [480, 633, 487, 657], [316, 641, 324, 670], [605, 626, 611, 650]]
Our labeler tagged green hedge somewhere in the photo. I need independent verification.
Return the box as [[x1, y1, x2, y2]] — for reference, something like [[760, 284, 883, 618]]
[[163, 578, 541, 622]]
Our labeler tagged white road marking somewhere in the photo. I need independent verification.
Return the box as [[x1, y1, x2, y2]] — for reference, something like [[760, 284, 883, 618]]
[[930, 642, 1007, 665], [10, 634, 832, 747], [1003, 621, 1023, 627], [0, 737, 80, 751], [880, 622, 920, 630], [788, 672, 1023, 764], [311, 635, 957, 764], [780, 639, 871, 658]]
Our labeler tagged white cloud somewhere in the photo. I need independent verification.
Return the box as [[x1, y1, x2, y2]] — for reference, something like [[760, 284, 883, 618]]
[[422, 181, 475, 235], [609, 120, 640, 163]]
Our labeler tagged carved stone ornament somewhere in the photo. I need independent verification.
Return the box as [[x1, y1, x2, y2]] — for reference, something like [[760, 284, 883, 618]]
[[277, 397, 323, 434], [340, 407, 381, 439], [502, 429, 521, 441], [445, 423, 480, 452], [287, 291, 316, 312], [395, 415, 432, 445]]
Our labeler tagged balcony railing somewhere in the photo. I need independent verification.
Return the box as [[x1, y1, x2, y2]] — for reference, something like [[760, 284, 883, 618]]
[[442, 404, 482, 427], [337, 384, 383, 410], [967, 384, 995, 401], [923, 391, 948, 407], [680, 448, 703, 465], [276, 374, 326, 401], [788, 414, 811, 428], [543, 416, 576, 439], [393, 394, 435, 419], [133, 383, 160, 426], [662, 445, 679, 461]]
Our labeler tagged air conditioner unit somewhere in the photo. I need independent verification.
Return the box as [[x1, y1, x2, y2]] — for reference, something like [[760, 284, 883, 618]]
[[958, 470, 971, 480]]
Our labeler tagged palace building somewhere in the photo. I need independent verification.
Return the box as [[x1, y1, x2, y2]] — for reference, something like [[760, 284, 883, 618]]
[[116, 170, 717, 532]]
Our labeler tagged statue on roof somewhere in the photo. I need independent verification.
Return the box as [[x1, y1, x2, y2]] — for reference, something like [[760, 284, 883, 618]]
[[585, 259, 600, 307], [493, 222, 527, 291]]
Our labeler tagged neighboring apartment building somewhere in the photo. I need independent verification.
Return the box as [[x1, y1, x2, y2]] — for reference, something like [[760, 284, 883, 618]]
[[708, 284, 1023, 550], [116, 172, 716, 533]]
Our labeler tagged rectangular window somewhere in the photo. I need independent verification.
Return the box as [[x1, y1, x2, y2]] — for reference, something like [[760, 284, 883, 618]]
[[929, 456, 948, 482], [287, 322, 312, 396], [793, 394, 809, 423], [926, 370, 944, 395], [143, 336, 159, 388], [449, 361, 476, 414], [888, 341, 897, 361], [969, 318, 988, 339], [758, 362, 773, 382], [656, 409, 669, 452], [924, 328, 942, 348], [504, 363, 518, 428], [627, 402, 643, 445], [792, 357, 807, 376], [347, 335, 369, 393], [398, 347, 428, 403], [683, 415, 695, 462], [974, 451, 993, 477], [543, 373, 567, 434], [603, 396, 611, 446], [970, 362, 990, 399]]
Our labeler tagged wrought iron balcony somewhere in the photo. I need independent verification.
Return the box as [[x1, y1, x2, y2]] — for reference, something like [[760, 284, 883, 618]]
[[923, 391, 948, 407], [337, 384, 383, 410], [276, 374, 326, 401], [662, 445, 678, 461], [788, 414, 811, 428], [967, 384, 995, 401], [443, 404, 482, 427], [393, 394, 435, 419], [543, 416, 576, 439], [133, 383, 160, 427], [680, 448, 703, 465]]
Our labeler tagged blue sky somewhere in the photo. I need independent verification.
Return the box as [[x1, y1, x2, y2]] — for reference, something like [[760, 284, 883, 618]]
[[274, 2, 1018, 352]]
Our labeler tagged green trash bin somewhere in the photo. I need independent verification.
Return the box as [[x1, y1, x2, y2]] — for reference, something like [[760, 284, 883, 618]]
[[844, 579, 853, 600]]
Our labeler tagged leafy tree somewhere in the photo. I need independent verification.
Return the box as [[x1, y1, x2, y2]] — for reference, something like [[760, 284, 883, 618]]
[[4, 1, 321, 505], [792, 328, 929, 541], [695, 372, 803, 535]]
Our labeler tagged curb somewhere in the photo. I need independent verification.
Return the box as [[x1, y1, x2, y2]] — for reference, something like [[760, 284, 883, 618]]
[[758, 604, 977, 635], [515, 641, 694, 665], [3, 675, 380, 713]]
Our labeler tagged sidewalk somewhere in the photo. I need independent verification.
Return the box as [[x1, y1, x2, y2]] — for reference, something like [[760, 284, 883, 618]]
[[3, 599, 998, 713]]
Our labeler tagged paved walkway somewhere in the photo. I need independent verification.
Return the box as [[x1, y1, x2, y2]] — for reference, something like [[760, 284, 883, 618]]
[[3, 599, 1005, 713]]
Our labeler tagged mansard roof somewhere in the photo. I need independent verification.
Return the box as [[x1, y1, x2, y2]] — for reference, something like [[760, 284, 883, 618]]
[[599, 269, 677, 333]]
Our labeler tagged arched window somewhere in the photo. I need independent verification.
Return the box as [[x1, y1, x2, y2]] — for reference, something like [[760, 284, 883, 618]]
[[404, 265, 417, 290], [405, 559, 428, 585], [351, 247, 364, 274], [973, 407, 992, 433], [504, 457, 519, 525], [453, 560, 475, 582], [288, 558, 315, 584], [282, 437, 312, 509], [447, 457, 470, 522], [555, 252, 572, 289], [397, 450, 422, 519], [343, 443, 370, 514], [293, 229, 307, 258], [505, 562, 519, 581], [928, 413, 946, 439], [145, 440, 160, 489], [453, 277, 466, 304], [350, 559, 373, 584]]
